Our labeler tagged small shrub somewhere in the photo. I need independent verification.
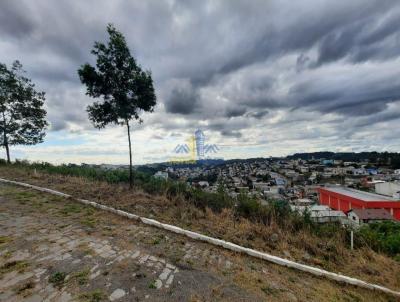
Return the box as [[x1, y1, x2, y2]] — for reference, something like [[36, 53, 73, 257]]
[[357, 221, 400, 256], [236, 194, 275, 225], [149, 280, 157, 289], [189, 189, 233, 212], [141, 177, 168, 195], [49, 271, 67, 286]]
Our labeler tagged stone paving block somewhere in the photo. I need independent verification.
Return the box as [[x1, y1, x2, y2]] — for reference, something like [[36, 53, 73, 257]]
[[109, 289, 126, 301]]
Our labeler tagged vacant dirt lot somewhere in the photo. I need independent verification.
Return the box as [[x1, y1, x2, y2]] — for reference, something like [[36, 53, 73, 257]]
[[0, 183, 398, 301], [1, 166, 400, 294]]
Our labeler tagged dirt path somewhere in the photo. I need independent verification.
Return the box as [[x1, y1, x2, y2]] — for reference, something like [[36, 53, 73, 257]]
[[0, 184, 395, 301]]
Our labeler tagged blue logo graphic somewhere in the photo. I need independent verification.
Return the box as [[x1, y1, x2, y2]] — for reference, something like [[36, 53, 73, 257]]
[[172, 129, 219, 160]]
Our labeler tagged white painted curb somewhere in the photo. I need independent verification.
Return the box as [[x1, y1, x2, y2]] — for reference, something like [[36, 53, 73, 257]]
[[1, 177, 399, 298]]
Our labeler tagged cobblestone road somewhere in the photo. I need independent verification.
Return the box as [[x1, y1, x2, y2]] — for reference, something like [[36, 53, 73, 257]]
[[0, 184, 261, 302]]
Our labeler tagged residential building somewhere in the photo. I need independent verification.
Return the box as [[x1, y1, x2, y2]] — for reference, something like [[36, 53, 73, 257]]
[[347, 209, 394, 226], [375, 182, 400, 198], [291, 198, 313, 206], [154, 171, 168, 180], [310, 209, 347, 223]]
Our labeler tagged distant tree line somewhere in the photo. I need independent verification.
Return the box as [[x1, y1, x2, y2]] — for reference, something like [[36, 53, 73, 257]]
[[287, 152, 400, 169]]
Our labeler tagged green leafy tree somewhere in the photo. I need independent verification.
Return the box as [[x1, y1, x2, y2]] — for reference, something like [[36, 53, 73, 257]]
[[78, 24, 156, 188], [0, 61, 48, 163]]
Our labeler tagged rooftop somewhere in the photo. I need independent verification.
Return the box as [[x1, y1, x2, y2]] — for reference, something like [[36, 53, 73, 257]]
[[349, 209, 394, 220], [311, 210, 346, 218], [321, 186, 399, 202]]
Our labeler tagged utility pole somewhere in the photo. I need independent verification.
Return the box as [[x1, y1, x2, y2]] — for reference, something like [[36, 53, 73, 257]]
[[350, 230, 354, 250]]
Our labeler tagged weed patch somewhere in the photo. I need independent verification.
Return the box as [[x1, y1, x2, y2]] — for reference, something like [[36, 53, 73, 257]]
[[148, 280, 157, 289], [49, 271, 67, 287], [71, 268, 90, 285], [81, 217, 97, 228], [78, 290, 106, 302], [0, 236, 12, 246], [77, 243, 95, 256], [61, 204, 82, 215], [0, 260, 29, 276], [261, 285, 280, 296]]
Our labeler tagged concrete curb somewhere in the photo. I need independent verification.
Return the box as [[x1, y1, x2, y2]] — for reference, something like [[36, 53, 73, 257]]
[[1, 177, 399, 298]]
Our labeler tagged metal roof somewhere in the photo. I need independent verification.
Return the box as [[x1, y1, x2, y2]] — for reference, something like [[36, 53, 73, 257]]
[[310, 205, 331, 211], [349, 209, 394, 220], [311, 210, 346, 218], [322, 186, 399, 202]]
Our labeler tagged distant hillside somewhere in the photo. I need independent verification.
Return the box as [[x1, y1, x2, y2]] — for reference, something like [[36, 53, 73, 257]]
[[140, 158, 225, 170], [139, 152, 400, 170], [287, 151, 400, 168]]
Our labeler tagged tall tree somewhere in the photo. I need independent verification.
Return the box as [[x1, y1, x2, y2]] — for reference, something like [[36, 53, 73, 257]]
[[78, 24, 157, 188], [0, 61, 48, 163]]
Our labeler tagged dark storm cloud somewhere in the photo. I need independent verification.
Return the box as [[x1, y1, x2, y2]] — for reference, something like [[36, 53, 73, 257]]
[[1, 0, 400, 141], [316, 7, 400, 65], [225, 107, 247, 118], [210, 0, 399, 74], [0, 0, 35, 38], [351, 106, 400, 129], [163, 79, 199, 114], [289, 66, 400, 117]]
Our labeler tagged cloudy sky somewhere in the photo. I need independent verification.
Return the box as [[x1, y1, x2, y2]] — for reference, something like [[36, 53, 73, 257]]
[[1, 0, 400, 164]]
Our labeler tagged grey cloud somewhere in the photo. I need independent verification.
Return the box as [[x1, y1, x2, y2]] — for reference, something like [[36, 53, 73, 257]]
[[0, 0, 36, 38], [206, 118, 250, 140], [225, 107, 247, 118], [245, 110, 269, 119], [296, 54, 311, 72], [163, 79, 199, 114], [220, 130, 242, 138], [50, 120, 68, 132], [316, 7, 400, 65], [1, 0, 400, 151], [351, 104, 400, 128]]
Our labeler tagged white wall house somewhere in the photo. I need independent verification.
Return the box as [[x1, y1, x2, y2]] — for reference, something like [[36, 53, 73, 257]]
[[310, 210, 347, 223], [347, 209, 394, 227], [154, 171, 168, 180], [375, 182, 400, 198]]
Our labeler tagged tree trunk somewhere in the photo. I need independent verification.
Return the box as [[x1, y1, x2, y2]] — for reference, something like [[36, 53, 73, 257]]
[[126, 120, 133, 188], [1, 114, 10, 163], [5, 140, 10, 164]]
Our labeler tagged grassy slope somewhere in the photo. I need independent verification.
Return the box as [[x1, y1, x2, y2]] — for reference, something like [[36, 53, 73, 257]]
[[0, 165, 399, 295]]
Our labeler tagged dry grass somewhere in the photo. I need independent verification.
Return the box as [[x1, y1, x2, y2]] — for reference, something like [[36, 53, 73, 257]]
[[1, 165, 400, 292]]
